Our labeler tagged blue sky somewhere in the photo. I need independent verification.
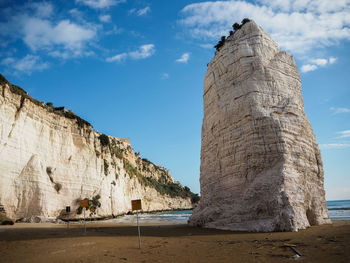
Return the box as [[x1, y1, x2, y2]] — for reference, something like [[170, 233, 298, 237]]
[[0, 0, 349, 200]]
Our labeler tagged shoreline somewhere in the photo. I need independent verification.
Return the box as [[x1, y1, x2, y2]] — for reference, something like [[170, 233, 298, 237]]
[[1, 218, 349, 229], [10, 208, 194, 224]]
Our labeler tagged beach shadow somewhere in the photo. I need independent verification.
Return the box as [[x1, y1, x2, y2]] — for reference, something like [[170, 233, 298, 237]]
[[0, 223, 244, 242]]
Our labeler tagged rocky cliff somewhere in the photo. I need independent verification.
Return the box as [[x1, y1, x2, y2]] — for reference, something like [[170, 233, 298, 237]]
[[0, 75, 195, 221], [189, 20, 330, 232]]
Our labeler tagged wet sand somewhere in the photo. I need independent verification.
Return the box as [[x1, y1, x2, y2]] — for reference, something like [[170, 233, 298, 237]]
[[0, 220, 349, 263]]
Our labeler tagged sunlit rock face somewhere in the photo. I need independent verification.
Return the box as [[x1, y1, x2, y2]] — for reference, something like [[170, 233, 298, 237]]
[[189, 21, 330, 232], [0, 75, 192, 220]]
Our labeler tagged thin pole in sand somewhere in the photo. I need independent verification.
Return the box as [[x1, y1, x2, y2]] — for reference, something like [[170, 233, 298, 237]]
[[66, 206, 71, 231], [84, 207, 86, 234], [131, 199, 142, 249], [137, 211, 141, 249]]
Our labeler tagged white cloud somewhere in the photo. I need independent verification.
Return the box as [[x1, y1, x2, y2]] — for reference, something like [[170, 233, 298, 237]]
[[301, 64, 317, 73], [337, 130, 350, 138], [0, 3, 97, 60], [1, 57, 15, 65], [129, 44, 155, 59], [21, 18, 96, 54], [129, 6, 151, 16], [176, 53, 190, 63], [69, 8, 85, 21], [179, 1, 350, 55], [0, 2, 101, 74], [258, 0, 348, 14], [105, 25, 122, 35], [76, 0, 125, 9], [161, 73, 169, 79], [49, 50, 94, 59], [329, 57, 337, 64], [1, 55, 49, 74], [301, 57, 338, 73], [320, 143, 350, 149], [106, 44, 155, 62], [99, 14, 111, 23], [29, 2, 53, 18], [106, 53, 127, 62], [199, 43, 213, 49], [137, 6, 151, 16], [330, 107, 350, 114], [311, 58, 328, 66]]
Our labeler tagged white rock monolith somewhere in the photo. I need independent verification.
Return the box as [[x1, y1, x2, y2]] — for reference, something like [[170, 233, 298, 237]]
[[189, 20, 330, 232]]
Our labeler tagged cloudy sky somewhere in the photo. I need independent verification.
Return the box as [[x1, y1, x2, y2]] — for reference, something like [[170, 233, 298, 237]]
[[1, 0, 349, 200]]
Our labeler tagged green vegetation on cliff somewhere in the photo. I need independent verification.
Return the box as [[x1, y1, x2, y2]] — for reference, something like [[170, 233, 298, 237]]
[[123, 159, 199, 203]]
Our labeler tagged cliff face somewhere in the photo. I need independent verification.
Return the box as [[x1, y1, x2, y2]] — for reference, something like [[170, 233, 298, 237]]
[[189, 21, 330, 232], [0, 75, 193, 220]]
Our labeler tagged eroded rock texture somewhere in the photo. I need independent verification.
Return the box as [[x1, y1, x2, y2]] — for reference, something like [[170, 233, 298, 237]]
[[189, 21, 330, 232], [0, 75, 193, 221]]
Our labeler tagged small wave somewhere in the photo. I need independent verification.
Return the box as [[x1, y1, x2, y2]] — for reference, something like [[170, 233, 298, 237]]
[[328, 207, 350, 211]]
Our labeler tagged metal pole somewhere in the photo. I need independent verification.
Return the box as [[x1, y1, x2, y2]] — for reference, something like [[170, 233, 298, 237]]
[[137, 211, 141, 249], [84, 207, 86, 234]]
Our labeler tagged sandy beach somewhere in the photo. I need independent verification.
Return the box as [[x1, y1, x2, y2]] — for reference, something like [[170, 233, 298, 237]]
[[0, 220, 349, 263]]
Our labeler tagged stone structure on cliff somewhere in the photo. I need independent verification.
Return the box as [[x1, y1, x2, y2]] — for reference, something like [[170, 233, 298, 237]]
[[189, 20, 330, 232], [0, 75, 195, 221]]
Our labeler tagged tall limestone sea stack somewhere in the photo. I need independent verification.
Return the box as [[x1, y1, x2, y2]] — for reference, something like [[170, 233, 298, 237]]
[[0, 74, 195, 222], [189, 20, 330, 232]]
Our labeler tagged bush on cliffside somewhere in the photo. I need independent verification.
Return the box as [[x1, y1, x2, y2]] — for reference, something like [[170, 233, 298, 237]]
[[110, 145, 124, 159], [99, 134, 110, 147], [214, 36, 226, 51], [232, 19, 250, 31], [124, 160, 138, 178], [191, 194, 200, 204], [123, 160, 198, 202], [62, 110, 92, 128]]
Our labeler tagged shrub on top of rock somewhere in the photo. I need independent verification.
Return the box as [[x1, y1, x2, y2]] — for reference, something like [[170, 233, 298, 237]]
[[232, 22, 241, 30], [241, 18, 251, 25], [215, 19, 252, 52]]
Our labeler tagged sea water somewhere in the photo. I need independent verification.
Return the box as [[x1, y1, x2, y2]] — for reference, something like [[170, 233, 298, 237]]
[[327, 200, 350, 220], [101, 200, 350, 224]]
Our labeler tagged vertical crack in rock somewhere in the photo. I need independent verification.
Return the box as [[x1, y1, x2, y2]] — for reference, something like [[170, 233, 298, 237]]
[[189, 20, 330, 232]]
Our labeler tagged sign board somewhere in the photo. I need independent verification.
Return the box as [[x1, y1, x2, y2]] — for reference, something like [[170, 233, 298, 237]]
[[80, 200, 89, 208], [66, 206, 71, 213], [131, 199, 142, 211]]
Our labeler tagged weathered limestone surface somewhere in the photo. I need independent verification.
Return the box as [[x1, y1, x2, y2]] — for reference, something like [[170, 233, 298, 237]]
[[0, 76, 192, 220], [189, 21, 330, 232]]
